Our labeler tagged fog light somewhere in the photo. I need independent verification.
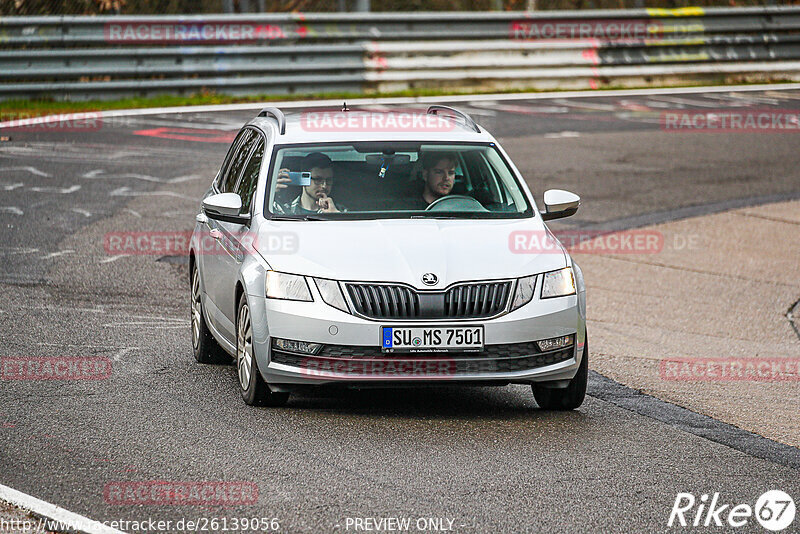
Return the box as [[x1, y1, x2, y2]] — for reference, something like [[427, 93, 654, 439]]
[[536, 334, 574, 352], [273, 338, 322, 355]]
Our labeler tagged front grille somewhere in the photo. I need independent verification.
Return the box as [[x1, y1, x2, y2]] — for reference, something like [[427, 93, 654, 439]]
[[270, 341, 573, 377], [345, 281, 513, 320]]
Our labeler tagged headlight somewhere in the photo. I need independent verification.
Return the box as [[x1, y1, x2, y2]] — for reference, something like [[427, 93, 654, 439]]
[[510, 274, 537, 311], [265, 271, 312, 301], [313, 278, 349, 313], [541, 267, 576, 299]]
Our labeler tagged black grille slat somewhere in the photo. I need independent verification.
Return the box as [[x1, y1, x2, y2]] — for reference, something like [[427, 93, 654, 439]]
[[388, 286, 397, 316], [352, 285, 362, 315], [400, 287, 419, 317], [377, 285, 388, 316], [499, 283, 510, 312], [389, 286, 405, 317], [492, 283, 505, 312], [469, 284, 478, 316], [397, 286, 407, 316], [389, 287, 397, 316], [483, 284, 494, 315], [381, 286, 391, 316], [445, 288, 452, 316], [360, 285, 373, 316], [350, 285, 362, 314], [481, 284, 491, 315], [365, 285, 379, 316], [353, 286, 370, 314]]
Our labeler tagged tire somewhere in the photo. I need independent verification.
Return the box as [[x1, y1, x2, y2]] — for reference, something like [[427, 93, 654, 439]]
[[532, 337, 588, 411], [191, 259, 229, 364], [236, 292, 290, 407]]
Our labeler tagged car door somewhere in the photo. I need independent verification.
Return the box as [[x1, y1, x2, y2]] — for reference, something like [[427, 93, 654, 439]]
[[213, 134, 266, 331], [202, 128, 258, 339], [197, 128, 248, 335]]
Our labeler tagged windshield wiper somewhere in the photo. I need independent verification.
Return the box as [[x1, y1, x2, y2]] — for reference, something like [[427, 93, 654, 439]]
[[269, 215, 325, 221]]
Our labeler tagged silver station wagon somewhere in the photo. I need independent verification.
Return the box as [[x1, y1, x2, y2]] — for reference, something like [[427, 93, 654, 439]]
[[190, 105, 587, 409]]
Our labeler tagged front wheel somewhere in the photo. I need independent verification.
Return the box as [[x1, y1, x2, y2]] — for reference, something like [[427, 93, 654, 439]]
[[532, 337, 588, 410], [236, 293, 289, 407], [191, 260, 228, 364]]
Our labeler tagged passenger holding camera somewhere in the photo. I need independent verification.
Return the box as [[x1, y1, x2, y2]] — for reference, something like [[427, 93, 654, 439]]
[[276, 152, 344, 214]]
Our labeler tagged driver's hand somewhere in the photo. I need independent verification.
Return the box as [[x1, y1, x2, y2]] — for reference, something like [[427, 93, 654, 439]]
[[317, 194, 339, 213], [276, 168, 291, 190]]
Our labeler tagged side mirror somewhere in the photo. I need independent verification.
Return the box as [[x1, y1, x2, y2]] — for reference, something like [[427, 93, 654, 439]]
[[541, 189, 580, 221], [202, 192, 249, 223]]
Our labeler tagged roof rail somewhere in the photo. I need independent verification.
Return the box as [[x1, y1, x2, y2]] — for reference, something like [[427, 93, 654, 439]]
[[426, 105, 480, 133], [258, 106, 286, 135]]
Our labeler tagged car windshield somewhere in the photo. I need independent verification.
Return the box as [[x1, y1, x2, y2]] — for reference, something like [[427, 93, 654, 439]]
[[265, 142, 533, 219]]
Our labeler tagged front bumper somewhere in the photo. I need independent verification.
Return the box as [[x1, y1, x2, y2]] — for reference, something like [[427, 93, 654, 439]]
[[247, 286, 585, 386]]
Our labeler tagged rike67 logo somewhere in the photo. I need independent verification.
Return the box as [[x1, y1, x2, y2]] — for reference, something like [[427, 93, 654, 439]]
[[669, 490, 795, 531]]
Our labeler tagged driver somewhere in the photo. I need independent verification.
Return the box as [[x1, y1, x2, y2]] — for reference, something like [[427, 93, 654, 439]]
[[405, 151, 458, 210]]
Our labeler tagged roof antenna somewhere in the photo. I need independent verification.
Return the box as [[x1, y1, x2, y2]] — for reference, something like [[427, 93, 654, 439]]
[[342, 101, 349, 112]]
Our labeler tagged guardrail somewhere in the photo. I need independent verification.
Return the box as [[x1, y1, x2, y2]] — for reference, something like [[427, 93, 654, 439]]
[[1, 7, 800, 100]]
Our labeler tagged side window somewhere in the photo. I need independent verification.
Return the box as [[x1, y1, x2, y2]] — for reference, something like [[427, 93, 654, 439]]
[[219, 129, 257, 193], [215, 129, 248, 191], [235, 137, 265, 214]]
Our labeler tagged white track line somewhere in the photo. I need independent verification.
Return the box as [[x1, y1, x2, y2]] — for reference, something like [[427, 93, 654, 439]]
[[0, 483, 126, 534], [1, 83, 799, 130]]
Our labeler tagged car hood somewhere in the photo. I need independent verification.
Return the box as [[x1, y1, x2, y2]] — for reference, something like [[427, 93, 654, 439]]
[[255, 218, 568, 290]]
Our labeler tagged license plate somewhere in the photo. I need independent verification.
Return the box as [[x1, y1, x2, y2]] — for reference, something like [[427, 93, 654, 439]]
[[381, 326, 484, 353]]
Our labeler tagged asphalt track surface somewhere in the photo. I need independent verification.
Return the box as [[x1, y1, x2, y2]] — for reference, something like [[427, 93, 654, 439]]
[[1, 88, 799, 533]]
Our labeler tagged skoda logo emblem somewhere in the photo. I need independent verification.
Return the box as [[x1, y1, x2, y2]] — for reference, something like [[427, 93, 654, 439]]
[[421, 273, 438, 286]]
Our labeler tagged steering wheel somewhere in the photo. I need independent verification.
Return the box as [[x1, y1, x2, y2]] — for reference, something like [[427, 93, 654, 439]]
[[425, 195, 488, 212]]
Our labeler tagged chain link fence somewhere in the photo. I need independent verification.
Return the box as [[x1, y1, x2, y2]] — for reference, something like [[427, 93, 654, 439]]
[[2, 0, 798, 15]]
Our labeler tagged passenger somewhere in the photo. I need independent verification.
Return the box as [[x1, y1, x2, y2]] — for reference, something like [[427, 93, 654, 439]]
[[275, 152, 345, 214]]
